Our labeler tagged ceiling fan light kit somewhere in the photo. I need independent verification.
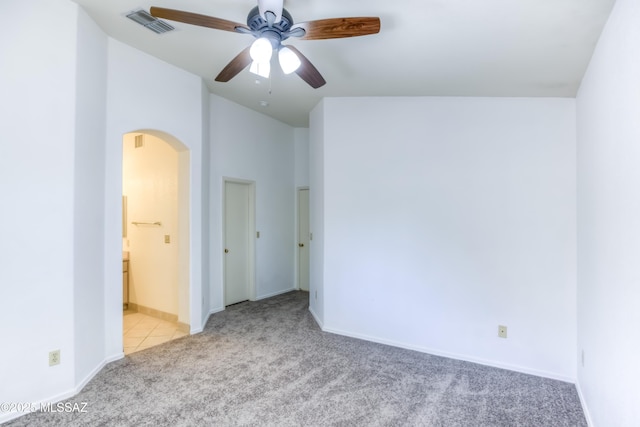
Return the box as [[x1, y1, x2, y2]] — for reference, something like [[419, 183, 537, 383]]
[[149, 0, 380, 88], [248, 39, 301, 78], [249, 37, 273, 63], [279, 46, 302, 75]]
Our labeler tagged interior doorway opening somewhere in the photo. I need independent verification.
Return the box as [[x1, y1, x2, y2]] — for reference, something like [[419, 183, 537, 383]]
[[121, 131, 190, 354]]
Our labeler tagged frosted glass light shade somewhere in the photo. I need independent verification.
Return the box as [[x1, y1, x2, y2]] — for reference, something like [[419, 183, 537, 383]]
[[278, 46, 301, 74], [250, 38, 272, 63], [250, 60, 271, 78]]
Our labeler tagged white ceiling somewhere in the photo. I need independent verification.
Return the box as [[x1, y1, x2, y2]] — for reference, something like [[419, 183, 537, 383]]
[[72, 0, 616, 127]]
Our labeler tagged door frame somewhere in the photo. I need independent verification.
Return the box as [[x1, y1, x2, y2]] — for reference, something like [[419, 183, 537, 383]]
[[223, 177, 257, 304]]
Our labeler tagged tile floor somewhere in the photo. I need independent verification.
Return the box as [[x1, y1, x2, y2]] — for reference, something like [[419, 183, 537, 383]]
[[123, 311, 188, 355]]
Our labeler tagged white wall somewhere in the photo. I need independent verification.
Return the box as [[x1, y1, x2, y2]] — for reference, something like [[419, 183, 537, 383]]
[[105, 39, 206, 347], [1, 2, 208, 419], [0, 0, 77, 414], [0, 0, 106, 421], [73, 3, 108, 391], [309, 101, 326, 324], [311, 97, 577, 380], [294, 128, 310, 188], [209, 95, 296, 311], [123, 134, 179, 316], [576, 0, 640, 425], [200, 82, 211, 326]]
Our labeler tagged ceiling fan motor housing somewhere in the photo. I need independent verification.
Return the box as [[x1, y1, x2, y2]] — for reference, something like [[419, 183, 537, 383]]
[[247, 6, 294, 45]]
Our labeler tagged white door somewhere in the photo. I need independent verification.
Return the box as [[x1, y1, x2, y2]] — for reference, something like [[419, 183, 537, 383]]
[[298, 188, 310, 291], [224, 181, 251, 305]]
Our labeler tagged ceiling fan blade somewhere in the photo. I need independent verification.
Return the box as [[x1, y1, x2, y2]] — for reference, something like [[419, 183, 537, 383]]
[[150, 7, 248, 33], [215, 47, 252, 82], [294, 17, 380, 40], [285, 46, 326, 89]]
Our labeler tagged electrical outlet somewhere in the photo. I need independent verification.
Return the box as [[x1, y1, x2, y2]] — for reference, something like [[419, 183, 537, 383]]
[[49, 350, 60, 366], [315, 290, 317, 300], [498, 325, 507, 339], [581, 350, 585, 367]]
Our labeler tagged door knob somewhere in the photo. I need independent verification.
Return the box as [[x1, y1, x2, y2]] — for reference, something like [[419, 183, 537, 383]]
[[224, 249, 229, 253], [298, 243, 304, 247]]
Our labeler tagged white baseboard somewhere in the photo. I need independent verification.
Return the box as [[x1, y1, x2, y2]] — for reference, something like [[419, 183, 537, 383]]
[[308, 306, 323, 329], [0, 386, 80, 425], [197, 289, 300, 333], [197, 290, 300, 333], [575, 379, 593, 426], [189, 321, 204, 335], [0, 353, 124, 425], [75, 360, 106, 393], [255, 287, 296, 301], [322, 325, 575, 383], [0, 411, 22, 424], [193, 306, 225, 334], [104, 352, 124, 364], [197, 289, 299, 333], [209, 306, 225, 317]]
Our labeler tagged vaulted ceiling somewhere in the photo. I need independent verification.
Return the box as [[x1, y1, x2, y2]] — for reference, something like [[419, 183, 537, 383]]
[[72, 0, 616, 127]]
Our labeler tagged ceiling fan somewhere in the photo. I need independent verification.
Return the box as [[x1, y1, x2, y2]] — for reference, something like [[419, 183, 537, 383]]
[[150, 0, 381, 88]]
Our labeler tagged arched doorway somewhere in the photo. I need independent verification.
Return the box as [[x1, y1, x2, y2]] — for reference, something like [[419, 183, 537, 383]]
[[121, 131, 190, 354]]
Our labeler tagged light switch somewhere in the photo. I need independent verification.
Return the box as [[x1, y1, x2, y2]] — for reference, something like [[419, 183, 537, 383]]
[[164, 235, 170, 244]]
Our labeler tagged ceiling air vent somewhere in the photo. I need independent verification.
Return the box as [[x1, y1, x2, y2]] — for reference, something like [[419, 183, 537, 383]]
[[126, 10, 174, 34]]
